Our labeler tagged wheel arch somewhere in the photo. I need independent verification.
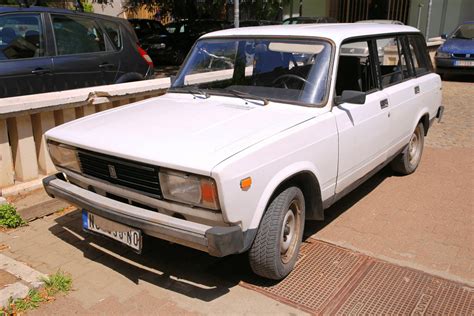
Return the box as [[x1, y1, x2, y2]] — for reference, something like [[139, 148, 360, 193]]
[[250, 163, 324, 231], [418, 112, 430, 136]]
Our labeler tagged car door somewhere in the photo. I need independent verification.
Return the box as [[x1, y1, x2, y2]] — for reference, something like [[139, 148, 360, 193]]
[[0, 12, 54, 98], [375, 35, 419, 157], [50, 13, 118, 91], [332, 39, 390, 194]]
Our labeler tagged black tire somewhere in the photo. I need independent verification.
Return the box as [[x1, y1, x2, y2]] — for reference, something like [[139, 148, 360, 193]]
[[249, 186, 305, 280], [391, 123, 425, 175]]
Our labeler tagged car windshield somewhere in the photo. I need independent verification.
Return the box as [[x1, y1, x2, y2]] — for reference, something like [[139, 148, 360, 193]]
[[452, 24, 474, 40], [169, 38, 332, 106]]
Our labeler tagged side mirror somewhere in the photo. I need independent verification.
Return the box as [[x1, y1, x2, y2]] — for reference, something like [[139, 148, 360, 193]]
[[170, 75, 176, 85], [441, 33, 448, 40], [335, 90, 366, 105]]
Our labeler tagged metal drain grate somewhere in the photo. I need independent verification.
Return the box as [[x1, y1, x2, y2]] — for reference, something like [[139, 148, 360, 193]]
[[241, 239, 474, 315], [333, 261, 474, 315], [241, 240, 368, 314]]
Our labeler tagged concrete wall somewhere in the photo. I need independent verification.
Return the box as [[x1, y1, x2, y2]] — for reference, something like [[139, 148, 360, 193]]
[[92, 0, 125, 17], [0, 79, 169, 192], [407, 0, 474, 38]]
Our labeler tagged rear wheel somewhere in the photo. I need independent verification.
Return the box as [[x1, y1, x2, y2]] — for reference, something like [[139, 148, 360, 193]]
[[391, 123, 425, 175], [249, 186, 305, 280]]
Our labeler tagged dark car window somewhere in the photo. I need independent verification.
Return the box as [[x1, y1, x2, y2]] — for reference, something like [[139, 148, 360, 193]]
[[0, 14, 44, 60], [52, 14, 106, 55], [102, 20, 122, 50], [452, 23, 474, 40]]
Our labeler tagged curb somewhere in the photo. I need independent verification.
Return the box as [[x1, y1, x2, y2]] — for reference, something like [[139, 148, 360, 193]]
[[0, 254, 47, 308]]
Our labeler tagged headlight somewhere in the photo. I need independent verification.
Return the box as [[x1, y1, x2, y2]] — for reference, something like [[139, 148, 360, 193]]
[[47, 140, 81, 173], [436, 51, 450, 58], [159, 169, 219, 210]]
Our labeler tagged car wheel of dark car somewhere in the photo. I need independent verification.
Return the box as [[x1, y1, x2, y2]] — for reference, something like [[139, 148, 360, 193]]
[[116, 72, 144, 84]]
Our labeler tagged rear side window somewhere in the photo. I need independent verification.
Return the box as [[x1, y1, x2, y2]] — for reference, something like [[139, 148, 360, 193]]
[[0, 14, 44, 60], [377, 36, 410, 87], [102, 20, 122, 50], [407, 35, 432, 76], [52, 15, 106, 55]]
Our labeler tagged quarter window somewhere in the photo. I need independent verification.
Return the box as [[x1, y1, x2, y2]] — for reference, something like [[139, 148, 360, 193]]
[[0, 14, 44, 60], [407, 35, 432, 76], [52, 15, 106, 55], [102, 20, 122, 50], [377, 37, 410, 87]]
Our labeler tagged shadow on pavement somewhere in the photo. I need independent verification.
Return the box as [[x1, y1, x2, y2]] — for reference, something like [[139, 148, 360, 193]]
[[440, 74, 474, 83], [304, 166, 394, 238], [49, 210, 250, 302], [48, 166, 396, 300]]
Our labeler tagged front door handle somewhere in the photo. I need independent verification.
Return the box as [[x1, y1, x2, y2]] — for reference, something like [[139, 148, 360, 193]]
[[414, 86, 420, 94], [380, 99, 389, 109], [31, 68, 51, 75], [99, 63, 114, 69]]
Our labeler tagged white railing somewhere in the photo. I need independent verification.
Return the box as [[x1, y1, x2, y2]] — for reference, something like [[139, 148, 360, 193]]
[[0, 78, 170, 192]]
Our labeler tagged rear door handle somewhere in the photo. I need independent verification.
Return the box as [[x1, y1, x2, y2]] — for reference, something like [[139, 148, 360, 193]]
[[414, 86, 420, 94], [31, 68, 51, 75], [380, 99, 389, 109]]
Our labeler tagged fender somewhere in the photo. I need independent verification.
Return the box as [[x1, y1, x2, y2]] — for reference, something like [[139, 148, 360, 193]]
[[248, 161, 323, 230]]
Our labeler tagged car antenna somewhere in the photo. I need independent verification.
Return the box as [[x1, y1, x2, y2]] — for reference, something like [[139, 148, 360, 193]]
[[74, 0, 84, 12], [17, 0, 30, 8]]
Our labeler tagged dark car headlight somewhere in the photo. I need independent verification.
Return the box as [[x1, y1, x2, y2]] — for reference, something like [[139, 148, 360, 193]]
[[435, 51, 450, 58]]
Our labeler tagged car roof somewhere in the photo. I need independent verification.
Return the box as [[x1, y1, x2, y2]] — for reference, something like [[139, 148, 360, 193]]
[[0, 5, 125, 22], [356, 19, 404, 25], [202, 23, 420, 44]]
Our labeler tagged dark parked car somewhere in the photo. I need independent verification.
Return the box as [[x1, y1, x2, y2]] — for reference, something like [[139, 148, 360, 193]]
[[282, 16, 337, 24], [0, 6, 154, 98], [161, 19, 231, 64], [238, 20, 279, 27], [128, 18, 182, 65], [435, 22, 474, 77]]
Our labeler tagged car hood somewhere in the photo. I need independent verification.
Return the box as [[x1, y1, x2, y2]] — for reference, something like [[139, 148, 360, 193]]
[[439, 38, 474, 54], [46, 93, 317, 175]]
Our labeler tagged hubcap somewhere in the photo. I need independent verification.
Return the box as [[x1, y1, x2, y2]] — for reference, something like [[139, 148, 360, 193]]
[[408, 127, 422, 165], [280, 199, 301, 263]]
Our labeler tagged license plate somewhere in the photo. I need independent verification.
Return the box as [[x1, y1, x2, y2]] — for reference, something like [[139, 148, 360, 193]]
[[82, 211, 142, 251], [454, 60, 474, 67]]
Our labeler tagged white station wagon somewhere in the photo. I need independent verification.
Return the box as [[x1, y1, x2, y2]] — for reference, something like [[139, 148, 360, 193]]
[[44, 23, 444, 280]]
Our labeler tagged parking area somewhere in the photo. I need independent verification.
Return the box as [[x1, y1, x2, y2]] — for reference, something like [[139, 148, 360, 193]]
[[0, 78, 472, 314]]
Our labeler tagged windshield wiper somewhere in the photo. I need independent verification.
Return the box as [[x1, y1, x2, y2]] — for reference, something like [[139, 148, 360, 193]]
[[224, 88, 269, 106], [172, 87, 210, 99]]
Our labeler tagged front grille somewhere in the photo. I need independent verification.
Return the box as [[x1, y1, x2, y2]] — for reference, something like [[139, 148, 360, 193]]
[[452, 53, 474, 59], [77, 150, 162, 198]]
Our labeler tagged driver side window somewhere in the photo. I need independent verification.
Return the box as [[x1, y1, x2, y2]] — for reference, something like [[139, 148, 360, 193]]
[[337, 40, 377, 96]]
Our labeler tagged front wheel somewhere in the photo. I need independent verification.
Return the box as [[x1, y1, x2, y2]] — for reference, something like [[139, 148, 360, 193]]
[[391, 123, 425, 175], [249, 187, 305, 280]]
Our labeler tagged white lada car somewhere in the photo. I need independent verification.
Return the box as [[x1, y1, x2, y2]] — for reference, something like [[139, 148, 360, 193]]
[[44, 23, 444, 280]]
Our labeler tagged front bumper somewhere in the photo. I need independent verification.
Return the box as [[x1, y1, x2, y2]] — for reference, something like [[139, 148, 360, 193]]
[[43, 173, 244, 257], [435, 57, 474, 74]]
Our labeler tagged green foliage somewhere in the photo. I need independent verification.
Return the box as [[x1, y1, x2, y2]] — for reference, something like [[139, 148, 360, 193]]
[[83, 0, 94, 12], [1, 271, 73, 315], [42, 270, 73, 296], [0, 203, 26, 228], [13, 289, 44, 312]]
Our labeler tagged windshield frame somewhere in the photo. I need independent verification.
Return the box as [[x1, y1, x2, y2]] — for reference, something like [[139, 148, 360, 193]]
[[168, 35, 336, 108], [451, 23, 474, 40]]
